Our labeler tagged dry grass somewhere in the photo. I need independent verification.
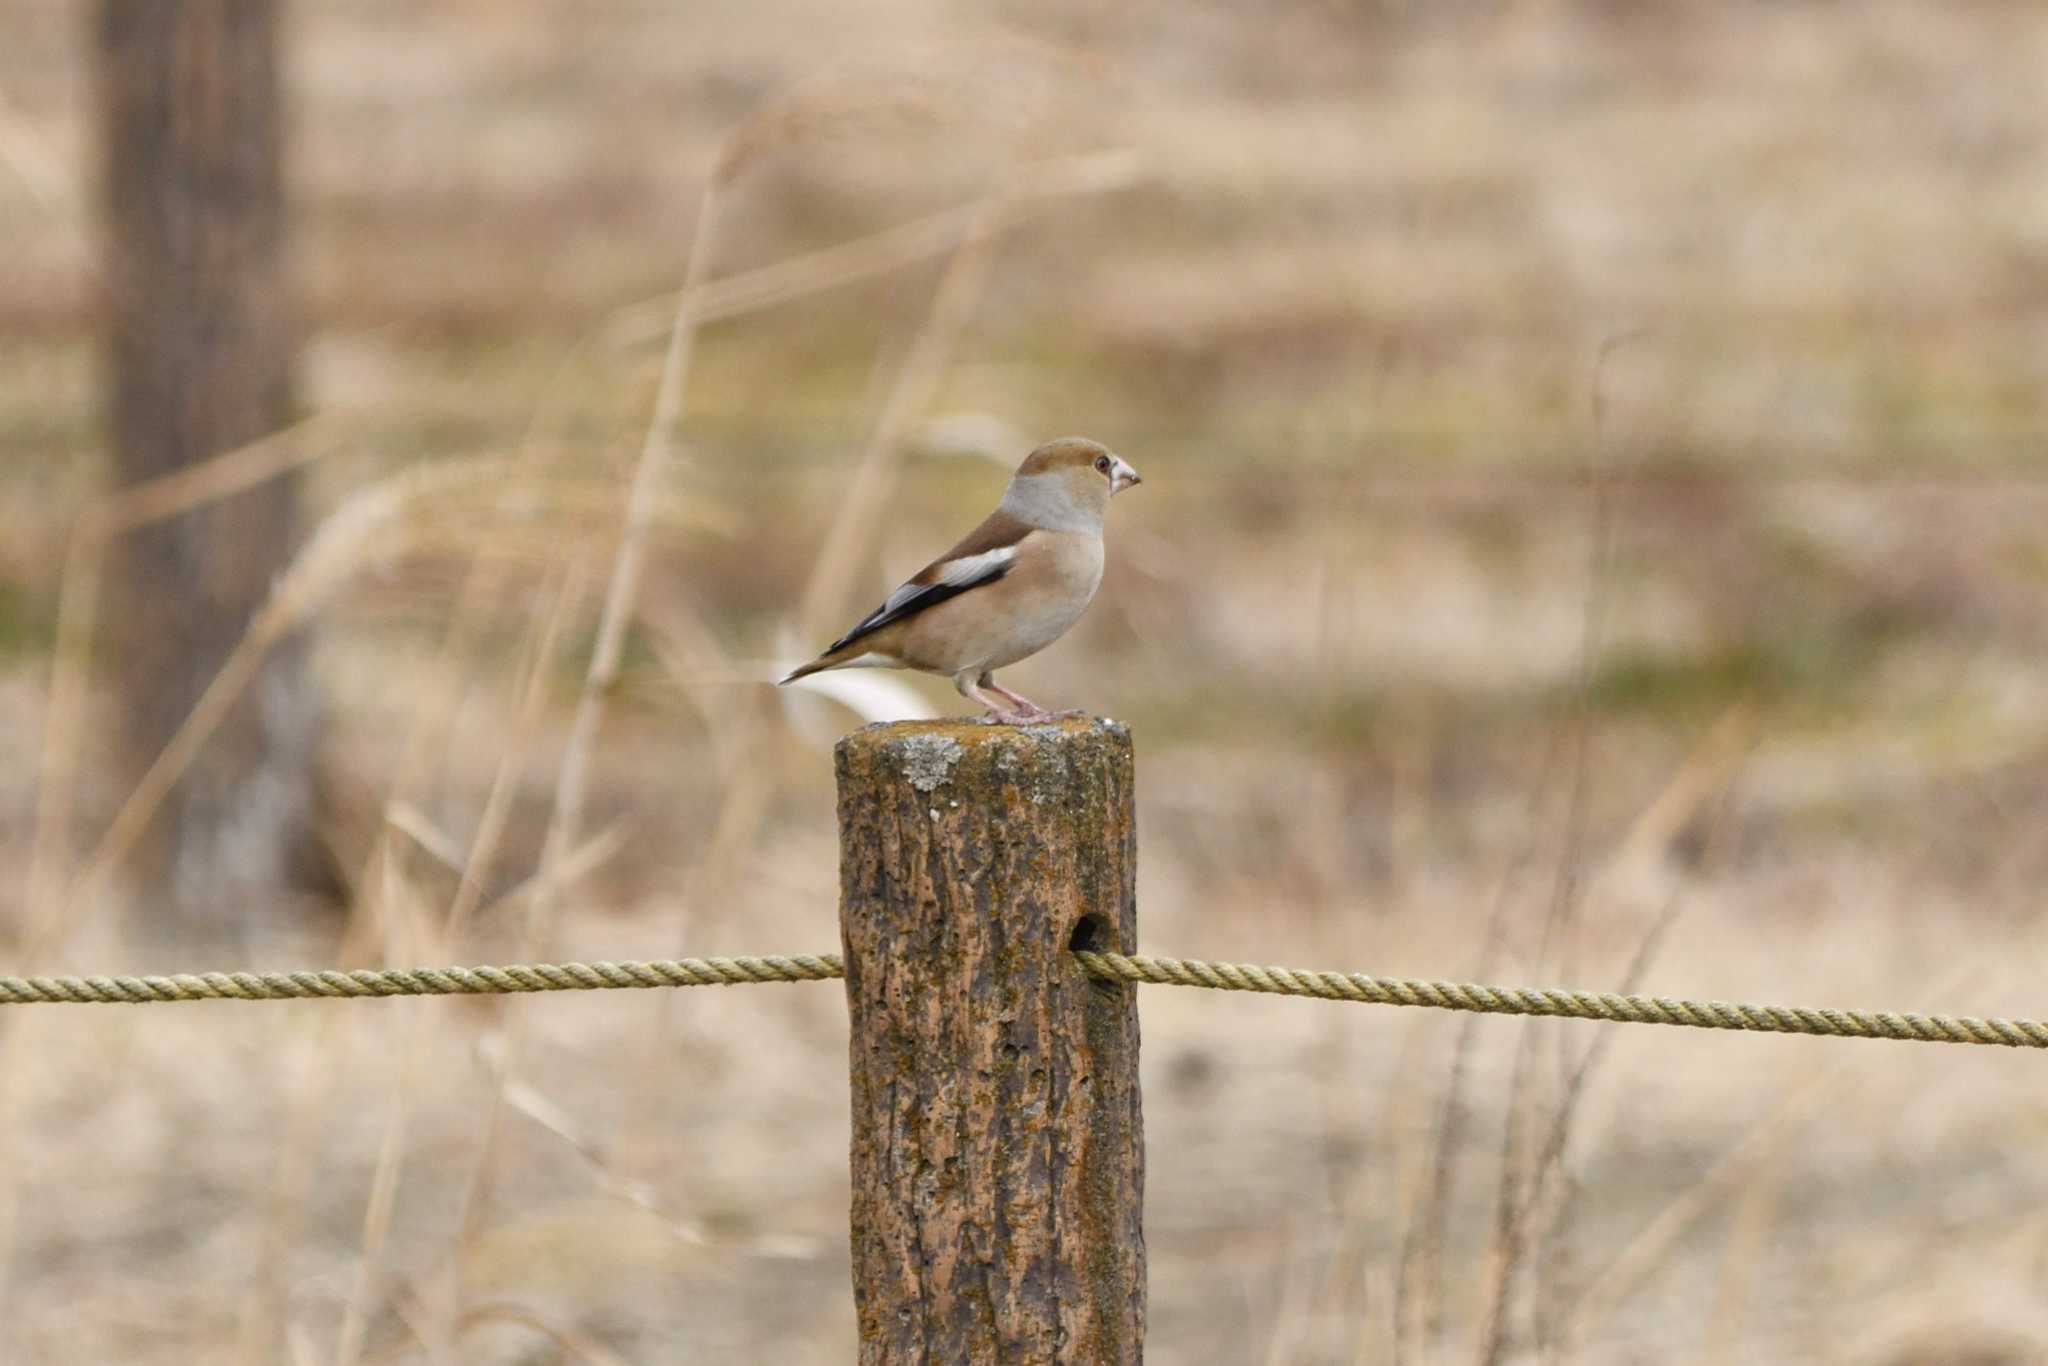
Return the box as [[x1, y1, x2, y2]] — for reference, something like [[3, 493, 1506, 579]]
[[3, 0, 2048, 1362]]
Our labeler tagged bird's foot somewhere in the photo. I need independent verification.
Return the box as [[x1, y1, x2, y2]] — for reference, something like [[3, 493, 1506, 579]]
[[961, 676, 1057, 724], [975, 702, 1062, 724], [982, 681, 1056, 722]]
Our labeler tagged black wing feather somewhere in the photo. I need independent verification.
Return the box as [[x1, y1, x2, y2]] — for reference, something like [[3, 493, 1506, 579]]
[[827, 557, 1014, 653]]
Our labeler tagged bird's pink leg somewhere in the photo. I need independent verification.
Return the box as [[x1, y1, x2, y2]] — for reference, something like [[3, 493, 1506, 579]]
[[979, 674, 1055, 722], [955, 674, 1035, 725]]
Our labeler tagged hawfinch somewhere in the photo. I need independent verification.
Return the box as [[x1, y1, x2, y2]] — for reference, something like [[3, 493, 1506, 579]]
[[780, 437, 1142, 723]]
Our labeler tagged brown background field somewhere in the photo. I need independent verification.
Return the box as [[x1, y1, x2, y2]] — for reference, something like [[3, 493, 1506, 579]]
[[4, 0, 2048, 1361]]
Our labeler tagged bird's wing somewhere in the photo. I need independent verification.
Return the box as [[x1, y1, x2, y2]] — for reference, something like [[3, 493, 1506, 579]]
[[826, 547, 1017, 652], [825, 512, 1032, 653]]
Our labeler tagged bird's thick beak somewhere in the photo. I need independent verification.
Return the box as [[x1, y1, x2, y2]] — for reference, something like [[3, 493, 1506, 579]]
[[1111, 459, 1142, 495]]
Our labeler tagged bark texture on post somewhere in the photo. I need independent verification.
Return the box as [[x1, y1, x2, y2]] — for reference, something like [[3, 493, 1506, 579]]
[[838, 717, 1144, 1365], [97, 0, 315, 923]]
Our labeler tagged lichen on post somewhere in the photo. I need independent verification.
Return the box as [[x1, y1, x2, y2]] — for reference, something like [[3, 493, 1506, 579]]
[[837, 716, 1144, 1364]]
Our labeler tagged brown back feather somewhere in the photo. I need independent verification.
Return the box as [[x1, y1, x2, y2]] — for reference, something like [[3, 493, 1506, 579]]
[[919, 508, 1035, 578]]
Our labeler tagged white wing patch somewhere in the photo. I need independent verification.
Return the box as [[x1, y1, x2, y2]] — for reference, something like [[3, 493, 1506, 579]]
[[932, 546, 1017, 589]]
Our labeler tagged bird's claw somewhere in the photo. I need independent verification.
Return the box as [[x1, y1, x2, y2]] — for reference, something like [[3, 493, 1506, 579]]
[[977, 706, 1057, 725]]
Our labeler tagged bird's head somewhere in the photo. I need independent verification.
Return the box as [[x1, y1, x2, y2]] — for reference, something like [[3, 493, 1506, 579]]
[[1002, 437, 1142, 531]]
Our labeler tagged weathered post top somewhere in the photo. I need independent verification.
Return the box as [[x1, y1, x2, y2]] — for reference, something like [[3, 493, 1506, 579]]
[[836, 716, 1145, 1365]]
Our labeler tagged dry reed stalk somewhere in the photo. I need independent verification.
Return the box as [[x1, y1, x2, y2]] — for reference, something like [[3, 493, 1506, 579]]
[[1558, 1078, 1839, 1351], [327, 470, 733, 957], [533, 185, 721, 957], [1353, 1256, 1401, 1366], [1261, 1230, 1320, 1366], [444, 805, 573, 1243], [641, 598, 775, 949], [324, 233, 728, 955], [424, 186, 723, 1329], [491, 1065, 708, 1247], [1394, 711, 1573, 1366], [327, 560, 520, 1003], [442, 568, 586, 947], [661, 747, 768, 943], [1395, 933, 1505, 1360], [250, 309, 635, 1366], [429, 180, 725, 1353], [614, 604, 778, 1180], [39, 324, 721, 963], [1555, 951, 2003, 1352], [1526, 335, 1705, 1361], [1602, 704, 1756, 880], [604, 149, 1139, 349], [1692, 1154, 1783, 1365], [1291, 996, 1409, 1366], [1481, 772, 1735, 1366], [24, 415, 331, 957], [474, 823, 631, 924], [1371, 1019, 1446, 1362], [331, 323, 634, 946], [0, 78, 87, 251], [1471, 656, 1607, 1360], [232, 1012, 347, 1366], [444, 225, 747, 1348], [1471, 331, 1637, 1366], [0, 416, 338, 1321], [343, 573, 588, 1360], [381, 802, 472, 878], [389, 1278, 461, 1366], [30, 461, 621, 1357], [1386, 704, 1435, 887], [22, 523, 105, 948], [454, 1302, 639, 1366], [1528, 712, 1753, 1362], [1471, 1037, 1540, 1366], [276, 307, 638, 1366], [61, 459, 545, 922], [793, 189, 1012, 640], [333, 861, 437, 1366], [99, 415, 334, 535]]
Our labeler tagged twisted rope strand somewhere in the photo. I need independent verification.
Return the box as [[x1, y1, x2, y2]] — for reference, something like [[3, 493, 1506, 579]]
[[0, 955, 844, 1005], [3, 948, 2043, 1050], [1072, 952, 2048, 1049]]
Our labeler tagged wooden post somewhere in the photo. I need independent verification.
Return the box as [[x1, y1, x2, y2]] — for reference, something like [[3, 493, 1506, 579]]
[[837, 717, 1145, 1364]]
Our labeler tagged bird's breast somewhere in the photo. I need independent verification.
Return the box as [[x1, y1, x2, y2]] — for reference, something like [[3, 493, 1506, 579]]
[[893, 529, 1104, 675], [980, 531, 1103, 666]]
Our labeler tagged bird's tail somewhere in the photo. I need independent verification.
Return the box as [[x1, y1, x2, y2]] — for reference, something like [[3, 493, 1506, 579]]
[[778, 651, 845, 686]]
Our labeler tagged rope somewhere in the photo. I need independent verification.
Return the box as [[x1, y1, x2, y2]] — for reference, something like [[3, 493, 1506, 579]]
[[1073, 951, 2048, 1049], [1, 948, 2041, 1050], [0, 956, 842, 1005]]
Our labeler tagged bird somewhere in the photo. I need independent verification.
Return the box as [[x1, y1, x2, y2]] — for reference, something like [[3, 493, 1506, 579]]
[[780, 436, 1142, 724]]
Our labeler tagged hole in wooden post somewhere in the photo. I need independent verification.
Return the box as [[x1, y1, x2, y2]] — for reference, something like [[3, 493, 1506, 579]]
[[1069, 912, 1117, 954]]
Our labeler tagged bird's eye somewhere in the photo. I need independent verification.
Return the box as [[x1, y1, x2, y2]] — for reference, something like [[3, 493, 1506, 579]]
[[1094, 455, 1112, 474]]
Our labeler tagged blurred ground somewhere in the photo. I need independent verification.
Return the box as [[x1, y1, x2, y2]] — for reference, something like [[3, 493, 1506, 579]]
[[3, 0, 2048, 1361]]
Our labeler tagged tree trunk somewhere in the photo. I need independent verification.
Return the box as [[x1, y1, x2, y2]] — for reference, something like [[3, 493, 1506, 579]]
[[837, 717, 1146, 1364], [97, 0, 315, 930]]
